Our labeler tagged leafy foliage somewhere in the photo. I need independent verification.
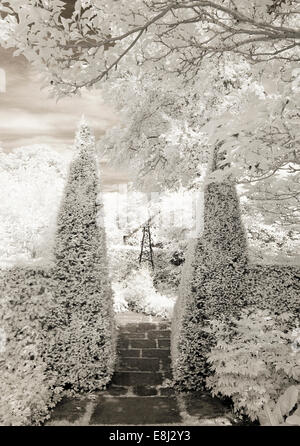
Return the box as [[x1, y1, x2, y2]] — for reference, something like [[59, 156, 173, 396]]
[[113, 266, 174, 319], [206, 309, 300, 422], [153, 246, 186, 293], [0, 145, 70, 266], [2, 1, 298, 93], [260, 385, 300, 426], [1, 1, 299, 217], [247, 264, 300, 315]]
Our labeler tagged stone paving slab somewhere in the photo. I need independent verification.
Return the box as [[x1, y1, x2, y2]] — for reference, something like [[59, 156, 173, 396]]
[[117, 348, 141, 357], [106, 386, 129, 396], [120, 332, 147, 339], [130, 339, 157, 348], [142, 348, 170, 358], [118, 357, 160, 371], [133, 386, 158, 396], [47, 397, 91, 423], [182, 391, 230, 418], [112, 371, 164, 386], [90, 396, 181, 425], [148, 330, 171, 339], [158, 339, 171, 348]]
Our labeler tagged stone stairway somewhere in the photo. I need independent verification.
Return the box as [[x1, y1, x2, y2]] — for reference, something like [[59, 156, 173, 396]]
[[112, 321, 173, 395], [89, 320, 182, 425], [47, 313, 237, 426]]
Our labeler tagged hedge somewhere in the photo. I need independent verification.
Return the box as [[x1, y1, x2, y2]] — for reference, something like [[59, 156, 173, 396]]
[[171, 180, 249, 390], [246, 264, 299, 315], [0, 267, 61, 426], [46, 121, 116, 392], [153, 247, 185, 291]]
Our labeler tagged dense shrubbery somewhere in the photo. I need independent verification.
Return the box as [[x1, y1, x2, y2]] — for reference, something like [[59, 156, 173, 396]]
[[109, 244, 177, 319], [206, 309, 300, 422], [153, 246, 186, 293], [0, 145, 70, 266], [247, 265, 300, 315], [108, 245, 140, 283], [113, 267, 174, 319], [171, 181, 249, 389], [0, 268, 61, 425]]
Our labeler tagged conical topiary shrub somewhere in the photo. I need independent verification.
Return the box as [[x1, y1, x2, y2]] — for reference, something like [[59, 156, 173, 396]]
[[43, 118, 116, 392], [171, 149, 249, 390]]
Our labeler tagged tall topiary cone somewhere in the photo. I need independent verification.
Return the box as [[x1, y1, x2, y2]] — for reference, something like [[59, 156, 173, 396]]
[[172, 146, 248, 390], [44, 117, 116, 392]]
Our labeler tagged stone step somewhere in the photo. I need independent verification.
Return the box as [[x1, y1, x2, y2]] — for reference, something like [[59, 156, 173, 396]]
[[133, 386, 176, 397], [117, 348, 141, 358], [147, 330, 171, 339], [106, 385, 129, 396], [112, 371, 164, 386], [117, 357, 160, 372], [158, 339, 170, 348], [117, 349, 171, 359], [133, 385, 158, 396], [118, 332, 171, 340], [141, 348, 170, 359], [129, 339, 157, 349], [118, 338, 171, 347], [119, 323, 158, 333], [105, 385, 176, 397], [118, 357, 171, 372], [119, 323, 170, 333], [46, 315, 238, 426], [118, 332, 147, 339], [90, 396, 181, 425]]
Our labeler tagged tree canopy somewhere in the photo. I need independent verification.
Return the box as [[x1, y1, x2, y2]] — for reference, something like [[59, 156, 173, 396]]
[[0, 0, 299, 223]]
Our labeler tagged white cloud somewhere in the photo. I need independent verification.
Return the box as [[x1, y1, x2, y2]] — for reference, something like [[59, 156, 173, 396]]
[[0, 48, 118, 151]]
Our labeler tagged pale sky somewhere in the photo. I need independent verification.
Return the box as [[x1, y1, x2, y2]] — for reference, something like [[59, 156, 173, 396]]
[[0, 47, 130, 190], [0, 47, 118, 150]]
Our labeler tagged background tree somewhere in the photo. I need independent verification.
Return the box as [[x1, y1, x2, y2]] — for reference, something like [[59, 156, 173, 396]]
[[0, 145, 70, 264], [1, 0, 298, 90], [0, 0, 299, 222]]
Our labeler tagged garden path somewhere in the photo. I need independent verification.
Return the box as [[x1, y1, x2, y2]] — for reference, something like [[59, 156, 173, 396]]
[[46, 312, 236, 426]]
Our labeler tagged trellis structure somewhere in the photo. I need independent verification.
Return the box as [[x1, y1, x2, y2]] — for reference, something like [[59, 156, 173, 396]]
[[139, 223, 154, 269], [123, 212, 157, 269]]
